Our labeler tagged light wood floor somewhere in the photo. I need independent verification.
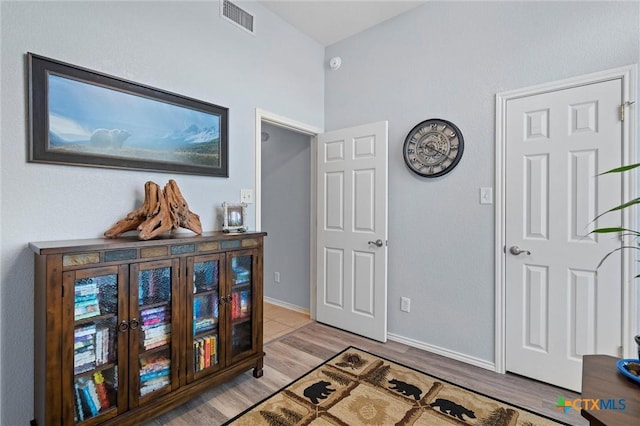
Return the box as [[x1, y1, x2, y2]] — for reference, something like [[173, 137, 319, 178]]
[[145, 306, 585, 426], [263, 302, 314, 343]]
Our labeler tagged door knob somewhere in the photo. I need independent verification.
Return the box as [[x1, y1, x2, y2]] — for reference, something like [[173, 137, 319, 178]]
[[509, 246, 531, 256], [368, 239, 384, 247]]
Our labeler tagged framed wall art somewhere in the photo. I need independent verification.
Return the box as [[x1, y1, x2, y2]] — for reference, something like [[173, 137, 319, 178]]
[[28, 52, 229, 177], [222, 202, 247, 233]]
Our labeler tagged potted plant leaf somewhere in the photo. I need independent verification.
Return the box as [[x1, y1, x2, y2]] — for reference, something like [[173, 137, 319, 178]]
[[591, 163, 640, 367], [591, 163, 640, 274]]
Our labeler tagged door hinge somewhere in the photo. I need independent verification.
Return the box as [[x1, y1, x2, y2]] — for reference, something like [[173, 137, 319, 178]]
[[620, 101, 636, 121]]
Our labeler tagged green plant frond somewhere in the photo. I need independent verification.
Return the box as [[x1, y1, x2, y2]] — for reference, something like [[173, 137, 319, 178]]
[[598, 163, 640, 175], [590, 227, 640, 236], [596, 245, 640, 269], [592, 197, 640, 222]]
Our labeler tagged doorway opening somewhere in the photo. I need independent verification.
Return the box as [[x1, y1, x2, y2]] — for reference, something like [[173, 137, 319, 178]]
[[254, 109, 322, 318]]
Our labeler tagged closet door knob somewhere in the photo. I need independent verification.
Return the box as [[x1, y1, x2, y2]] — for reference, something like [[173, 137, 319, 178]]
[[509, 246, 531, 256]]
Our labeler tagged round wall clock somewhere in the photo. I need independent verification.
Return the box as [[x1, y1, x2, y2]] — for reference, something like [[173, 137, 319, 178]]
[[403, 118, 464, 177]]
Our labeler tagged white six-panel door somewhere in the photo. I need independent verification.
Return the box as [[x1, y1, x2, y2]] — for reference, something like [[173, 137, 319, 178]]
[[316, 121, 388, 342], [505, 79, 623, 391]]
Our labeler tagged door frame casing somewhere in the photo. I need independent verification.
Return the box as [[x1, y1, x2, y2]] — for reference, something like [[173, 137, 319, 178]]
[[494, 65, 638, 373], [254, 108, 323, 319]]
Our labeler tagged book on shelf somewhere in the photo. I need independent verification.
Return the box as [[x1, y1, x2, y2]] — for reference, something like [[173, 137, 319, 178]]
[[140, 377, 170, 396], [74, 370, 115, 418], [141, 305, 169, 316], [74, 323, 113, 371], [94, 326, 110, 366], [232, 266, 250, 285], [141, 308, 170, 323], [231, 293, 241, 320], [81, 383, 98, 417], [74, 324, 96, 373], [93, 371, 110, 409], [193, 335, 217, 373], [204, 338, 211, 368], [141, 322, 171, 350], [194, 318, 216, 334], [193, 292, 219, 322], [240, 290, 250, 318], [74, 382, 85, 422], [144, 335, 171, 347], [75, 280, 101, 321], [139, 353, 171, 395]]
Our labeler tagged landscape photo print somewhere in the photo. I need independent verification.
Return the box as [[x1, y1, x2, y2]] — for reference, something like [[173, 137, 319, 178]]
[[28, 53, 229, 177]]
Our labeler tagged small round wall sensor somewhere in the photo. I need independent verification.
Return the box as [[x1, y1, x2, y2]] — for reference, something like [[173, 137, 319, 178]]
[[329, 56, 342, 70]]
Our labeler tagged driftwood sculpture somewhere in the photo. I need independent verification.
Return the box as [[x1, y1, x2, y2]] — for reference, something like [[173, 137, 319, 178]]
[[105, 180, 202, 240]]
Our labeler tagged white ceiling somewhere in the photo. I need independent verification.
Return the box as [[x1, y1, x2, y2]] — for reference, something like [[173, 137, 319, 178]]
[[258, 1, 427, 46]]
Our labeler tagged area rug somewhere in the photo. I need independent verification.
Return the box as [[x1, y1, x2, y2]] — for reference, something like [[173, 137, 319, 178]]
[[225, 346, 568, 426]]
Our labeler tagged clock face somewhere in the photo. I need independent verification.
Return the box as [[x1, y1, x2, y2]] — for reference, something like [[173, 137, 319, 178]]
[[403, 119, 464, 177]]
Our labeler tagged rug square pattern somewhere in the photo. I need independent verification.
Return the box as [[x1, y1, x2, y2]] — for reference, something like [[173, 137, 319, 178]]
[[226, 347, 566, 426]]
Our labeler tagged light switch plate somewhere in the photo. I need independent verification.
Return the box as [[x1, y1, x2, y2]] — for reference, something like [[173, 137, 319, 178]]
[[240, 189, 253, 204], [480, 187, 493, 205]]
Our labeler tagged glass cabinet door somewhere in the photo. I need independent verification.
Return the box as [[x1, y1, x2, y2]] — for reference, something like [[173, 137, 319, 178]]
[[229, 251, 255, 360], [131, 259, 178, 404], [188, 254, 223, 380], [66, 267, 121, 424]]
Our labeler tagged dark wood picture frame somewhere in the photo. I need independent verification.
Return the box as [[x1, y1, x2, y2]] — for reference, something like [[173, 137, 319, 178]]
[[28, 53, 229, 177]]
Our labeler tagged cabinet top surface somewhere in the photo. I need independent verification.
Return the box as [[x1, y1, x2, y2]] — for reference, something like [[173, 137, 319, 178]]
[[29, 230, 267, 254]]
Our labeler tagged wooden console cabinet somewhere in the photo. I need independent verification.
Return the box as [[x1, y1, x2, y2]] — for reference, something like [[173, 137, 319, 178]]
[[31, 231, 266, 425]]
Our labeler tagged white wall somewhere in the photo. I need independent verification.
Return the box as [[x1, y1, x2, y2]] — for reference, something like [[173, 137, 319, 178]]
[[0, 1, 323, 423], [325, 1, 639, 363], [261, 123, 311, 309]]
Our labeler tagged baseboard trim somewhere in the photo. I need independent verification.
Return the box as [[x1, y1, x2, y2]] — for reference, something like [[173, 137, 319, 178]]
[[387, 332, 496, 372], [264, 296, 310, 315]]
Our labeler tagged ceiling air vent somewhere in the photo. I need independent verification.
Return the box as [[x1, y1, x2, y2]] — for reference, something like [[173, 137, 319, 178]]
[[220, 0, 255, 34]]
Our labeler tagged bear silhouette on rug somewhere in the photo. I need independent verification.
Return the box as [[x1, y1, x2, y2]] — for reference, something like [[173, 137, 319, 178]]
[[430, 398, 476, 421], [388, 378, 422, 400], [303, 380, 335, 405]]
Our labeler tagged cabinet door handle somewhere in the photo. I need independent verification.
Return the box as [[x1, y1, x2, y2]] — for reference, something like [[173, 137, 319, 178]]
[[129, 318, 139, 330], [226, 295, 233, 303], [118, 320, 129, 333]]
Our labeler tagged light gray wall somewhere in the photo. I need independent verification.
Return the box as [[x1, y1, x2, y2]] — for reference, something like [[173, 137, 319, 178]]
[[325, 1, 639, 363], [0, 1, 323, 424], [261, 123, 311, 309]]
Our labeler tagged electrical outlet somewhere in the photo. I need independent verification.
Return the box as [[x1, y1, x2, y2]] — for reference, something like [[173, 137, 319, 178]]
[[240, 189, 253, 204], [400, 297, 410, 313], [274, 272, 280, 283]]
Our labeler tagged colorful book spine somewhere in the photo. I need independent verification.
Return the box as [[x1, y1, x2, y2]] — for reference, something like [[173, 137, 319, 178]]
[[74, 382, 85, 422], [193, 335, 217, 372], [80, 382, 98, 416], [240, 291, 250, 318], [139, 354, 171, 395], [74, 280, 101, 321], [204, 338, 211, 368], [93, 372, 110, 409]]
